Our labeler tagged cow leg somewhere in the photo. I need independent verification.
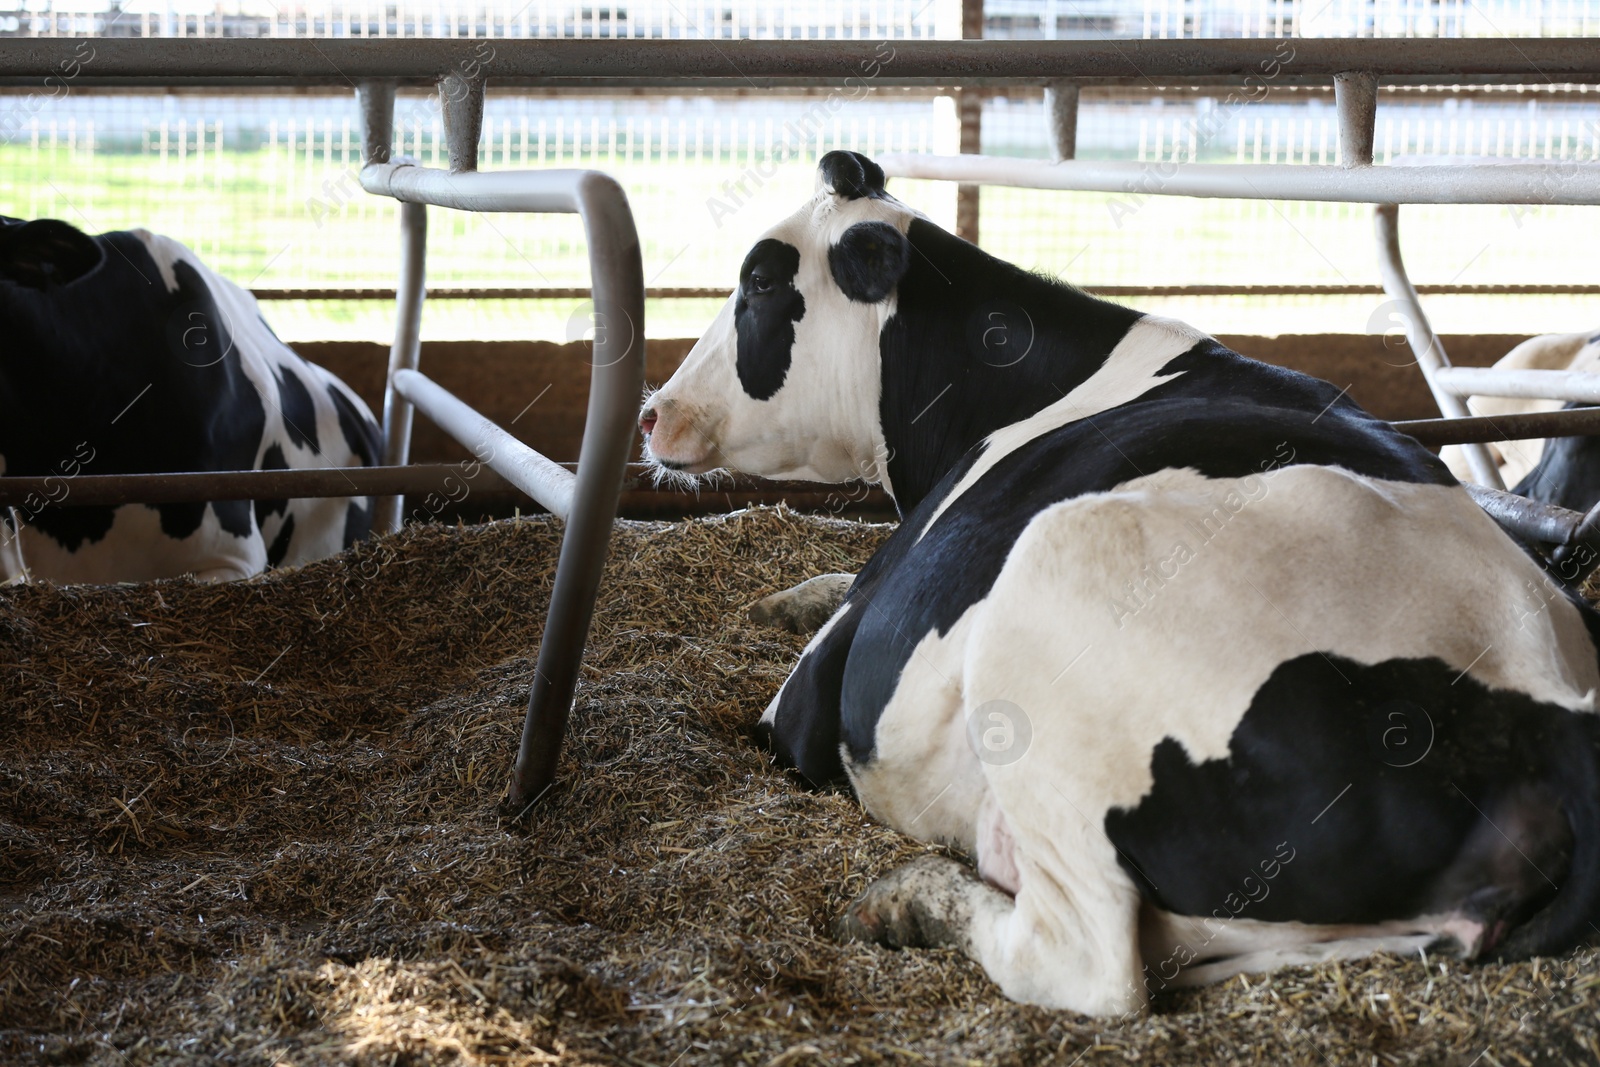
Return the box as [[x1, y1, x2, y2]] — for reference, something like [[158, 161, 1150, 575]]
[[834, 852, 1146, 1016], [748, 573, 856, 634]]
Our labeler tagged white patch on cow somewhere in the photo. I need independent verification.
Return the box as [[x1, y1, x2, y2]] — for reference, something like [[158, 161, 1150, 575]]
[[16, 502, 264, 583], [642, 189, 919, 488], [917, 315, 1207, 538], [837, 464, 1598, 1013]]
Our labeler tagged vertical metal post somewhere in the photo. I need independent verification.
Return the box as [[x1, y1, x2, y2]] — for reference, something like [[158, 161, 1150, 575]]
[[955, 0, 983, 244], [508, 173, 645, 809], [357, 79, 424, 535], [1332, 70, 1377, 168], [357, 79, 395, 166], [440, 70, 484, 173], [376, 204, 427, 533], [1373, 204, 1505, 488], [1045, 80, 1079, 162]]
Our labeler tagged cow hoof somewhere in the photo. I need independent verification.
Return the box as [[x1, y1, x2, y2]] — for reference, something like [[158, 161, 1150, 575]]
[[748, 573, 855, 635], [832, 855, 974, 951]]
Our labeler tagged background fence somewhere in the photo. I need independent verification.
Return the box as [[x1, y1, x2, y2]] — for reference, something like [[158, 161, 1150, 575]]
[[2, 0, 1599, 343]]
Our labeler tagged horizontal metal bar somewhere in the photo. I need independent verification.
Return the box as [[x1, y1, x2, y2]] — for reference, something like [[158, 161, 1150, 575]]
[[248, 286, 729, 301], [0, 463, 888, 509], [244, 284, 1600, 302], [392, 368, 577, 519], [7, 38, 1600, 85], [878, 153, 1600, 205], [1430, 366, 1600, 404], [0, 463, 503, 507], [1391, 406, 1600, 446]]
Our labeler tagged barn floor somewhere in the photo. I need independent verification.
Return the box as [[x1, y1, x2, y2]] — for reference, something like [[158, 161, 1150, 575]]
[[3, 507, 1600, 1066]]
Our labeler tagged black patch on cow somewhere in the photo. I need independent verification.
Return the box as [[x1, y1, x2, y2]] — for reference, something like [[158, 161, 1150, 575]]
[[818, 150, 887, 200], [829, 221, 911, 304], [876, 217, 1146, 510], [211, 499, 255, 539], [1512, 403, 1600, 513], [157, 501, 206, 540], [758, 602, 867, 789], [265, 512, 295, 567], [254, 443, 290, 526], [275, 365, 321, 454], [735, 239, 805, 401], [326, 383, 382, 467], [343, 498, 373, 549], [1103, 651, 1600, 957], [0, 218, 105, 291], [1, 233, 268, 556]]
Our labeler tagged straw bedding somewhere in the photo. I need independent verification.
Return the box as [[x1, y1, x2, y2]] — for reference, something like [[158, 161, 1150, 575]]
[[3, 506, 1599, 1066]]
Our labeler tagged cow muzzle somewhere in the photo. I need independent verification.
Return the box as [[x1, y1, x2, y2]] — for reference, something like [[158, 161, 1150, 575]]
[[638, 395, 719, 474]]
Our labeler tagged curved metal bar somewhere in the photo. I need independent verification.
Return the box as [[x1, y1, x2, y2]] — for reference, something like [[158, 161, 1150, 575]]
[[375, 200, 427, 535], [1373, 204, 1504, 489], [360, 159, 645, 809]]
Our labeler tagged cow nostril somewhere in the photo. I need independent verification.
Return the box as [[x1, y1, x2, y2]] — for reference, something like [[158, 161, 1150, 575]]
[[639, 408, 658, 436]]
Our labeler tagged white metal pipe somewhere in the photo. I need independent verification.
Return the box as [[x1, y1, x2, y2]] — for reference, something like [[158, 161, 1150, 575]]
[[375, 199, 426, 535], [393, 369, 578, 519], [1432, 367, 1600, 405], [1333, 70, 1377, 168], [876, 153, 1600, 205], [1373, 204, 1504, 489]]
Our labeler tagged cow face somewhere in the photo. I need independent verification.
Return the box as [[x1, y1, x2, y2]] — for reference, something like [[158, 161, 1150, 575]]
[[640, 151, 913, 485]]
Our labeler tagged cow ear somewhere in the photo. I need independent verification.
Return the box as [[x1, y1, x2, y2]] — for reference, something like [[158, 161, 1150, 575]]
[[0, 219, 103, 290], [817, 150, 887, 201], [829, 221, 910, 304]]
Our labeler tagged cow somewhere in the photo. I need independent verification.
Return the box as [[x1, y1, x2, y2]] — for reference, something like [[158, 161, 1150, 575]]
[[0, 216, 382, 583], [638, 151, 1600, 1016], [1441, 330, 1600, 513]]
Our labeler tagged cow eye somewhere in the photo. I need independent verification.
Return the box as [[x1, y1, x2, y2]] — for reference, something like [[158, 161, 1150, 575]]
[[748, 273, 774, 295]]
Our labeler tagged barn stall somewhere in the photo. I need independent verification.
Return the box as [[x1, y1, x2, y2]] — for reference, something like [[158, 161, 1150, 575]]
[[6, 14, 1600, 1066]]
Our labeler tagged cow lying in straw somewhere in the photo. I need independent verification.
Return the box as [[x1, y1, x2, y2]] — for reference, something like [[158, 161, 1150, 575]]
[[639, 151, 1600, 1016]]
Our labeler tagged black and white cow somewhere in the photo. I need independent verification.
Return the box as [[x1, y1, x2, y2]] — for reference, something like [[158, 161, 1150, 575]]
[[639, 152, 1600, 1015], [0, 216, 382, 583]]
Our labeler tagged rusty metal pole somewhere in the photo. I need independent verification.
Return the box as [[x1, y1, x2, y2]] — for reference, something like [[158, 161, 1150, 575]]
[[955, 0, 983, 245]]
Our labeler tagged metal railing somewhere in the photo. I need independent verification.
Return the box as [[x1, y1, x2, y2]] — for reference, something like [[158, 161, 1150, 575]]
[[7, 35, 1600, 800]]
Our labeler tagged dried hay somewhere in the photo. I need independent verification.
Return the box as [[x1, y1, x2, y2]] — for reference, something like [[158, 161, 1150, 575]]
[[2, 505, 1599, 1066]]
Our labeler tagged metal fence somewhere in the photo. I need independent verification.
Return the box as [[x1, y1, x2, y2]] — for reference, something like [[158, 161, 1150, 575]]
[[2, 3, 1599, 341]]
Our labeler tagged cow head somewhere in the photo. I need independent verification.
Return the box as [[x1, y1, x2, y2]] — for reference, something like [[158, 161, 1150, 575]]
[[640, 151, 913, 486], [0, 217, 104, 291]]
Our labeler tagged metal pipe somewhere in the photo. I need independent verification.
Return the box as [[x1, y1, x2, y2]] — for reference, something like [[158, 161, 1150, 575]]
[[0, 464, 511, 507], [393, 369, 577, 519], [1045, 80, 1079, 162], [1429, 367, 1600, 405], [8, 38, 1600, 83], [1392, 406, 1600, 446], [1461, 484, 1578, 546], [1333, 70, 1377, 168], [356, 79, 394, 166], [0, 464, 890, 509], [1373, 203, 1504, 488], [243, 282, 1600, 301], [439, 70, 484, 173], [875, 153, 1600, 205], [375, 199, 426, 535], [361, 160, 646, 808]]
